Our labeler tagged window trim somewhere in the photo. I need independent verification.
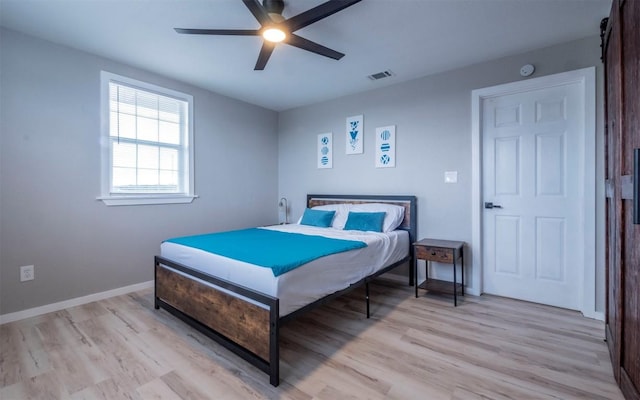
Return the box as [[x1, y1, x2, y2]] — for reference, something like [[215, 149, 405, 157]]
[[98, 71, 196, 206]]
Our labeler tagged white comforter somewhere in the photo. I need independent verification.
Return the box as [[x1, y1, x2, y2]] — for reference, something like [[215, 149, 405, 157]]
[[160, 224, 409, 316]]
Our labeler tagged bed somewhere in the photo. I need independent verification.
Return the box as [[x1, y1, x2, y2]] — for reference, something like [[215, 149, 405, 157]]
[[154, 194, 417, 386]]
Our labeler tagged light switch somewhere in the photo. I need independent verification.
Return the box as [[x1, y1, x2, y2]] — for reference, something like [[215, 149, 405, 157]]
[[444, 171, 458, 183]]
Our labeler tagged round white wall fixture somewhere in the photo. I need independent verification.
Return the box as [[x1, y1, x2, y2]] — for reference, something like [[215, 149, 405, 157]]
[[520, 64, 535, 77]]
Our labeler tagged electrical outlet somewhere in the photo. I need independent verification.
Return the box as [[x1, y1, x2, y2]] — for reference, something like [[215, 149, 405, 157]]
[[20, 265, 34, 282]]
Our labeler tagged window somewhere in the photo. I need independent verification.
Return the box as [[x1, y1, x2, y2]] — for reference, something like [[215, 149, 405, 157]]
[[99, 71, 195, 206]]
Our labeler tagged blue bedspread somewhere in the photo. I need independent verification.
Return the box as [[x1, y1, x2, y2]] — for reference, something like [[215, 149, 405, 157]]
[[165, 228, 367, 276]]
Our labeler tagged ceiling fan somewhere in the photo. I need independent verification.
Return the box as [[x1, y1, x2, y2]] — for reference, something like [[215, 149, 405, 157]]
[[174, 0, 362, 70]]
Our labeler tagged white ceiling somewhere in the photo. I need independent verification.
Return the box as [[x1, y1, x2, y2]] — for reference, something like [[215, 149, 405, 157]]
[[0, 0, 611, 111]]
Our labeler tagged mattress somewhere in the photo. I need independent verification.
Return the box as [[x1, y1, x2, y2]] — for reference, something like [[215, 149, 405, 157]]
[[159, 224, 410, 316]]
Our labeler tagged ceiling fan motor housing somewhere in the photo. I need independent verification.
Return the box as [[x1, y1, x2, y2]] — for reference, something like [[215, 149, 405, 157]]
[[263, 0, 284, 16]]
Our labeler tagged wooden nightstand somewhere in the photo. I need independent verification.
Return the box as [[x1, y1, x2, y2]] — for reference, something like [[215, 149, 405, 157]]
[[413, 239, 465, 306]]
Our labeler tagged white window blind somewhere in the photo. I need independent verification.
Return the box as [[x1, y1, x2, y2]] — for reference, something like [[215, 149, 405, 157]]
[[100, 72, 195, 206]]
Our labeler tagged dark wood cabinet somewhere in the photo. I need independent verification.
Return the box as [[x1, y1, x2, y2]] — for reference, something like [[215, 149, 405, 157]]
[[602, 1, 640, 398]]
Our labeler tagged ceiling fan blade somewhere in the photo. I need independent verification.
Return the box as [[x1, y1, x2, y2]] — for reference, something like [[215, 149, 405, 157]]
[[255, 41, 276, 70], [242, 0, 272, 26], [286, 34, 344, 60], [175, 28, 259, 36], [283, 0, 362, 32]]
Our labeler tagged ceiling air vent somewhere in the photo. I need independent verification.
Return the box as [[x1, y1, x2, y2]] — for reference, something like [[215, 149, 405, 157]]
[[367, 70, 394, 81]]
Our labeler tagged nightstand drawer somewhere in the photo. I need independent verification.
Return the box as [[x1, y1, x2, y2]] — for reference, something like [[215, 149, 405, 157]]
[[415, 246, 454, 263]]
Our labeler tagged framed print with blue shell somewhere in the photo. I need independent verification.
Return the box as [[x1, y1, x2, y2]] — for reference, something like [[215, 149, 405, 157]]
[[346, 115, 363, 154], [375, 125, 396, 168], [317, 132, 333, 169]]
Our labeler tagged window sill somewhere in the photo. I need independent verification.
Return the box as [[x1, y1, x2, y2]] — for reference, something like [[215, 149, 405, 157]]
[[97, 194, 198, 206]]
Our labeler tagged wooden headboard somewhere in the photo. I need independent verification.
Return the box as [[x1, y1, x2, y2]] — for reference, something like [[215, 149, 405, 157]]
[[306, 194, 418, 245]]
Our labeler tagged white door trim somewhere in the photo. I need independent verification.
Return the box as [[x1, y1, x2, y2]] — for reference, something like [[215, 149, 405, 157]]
[[470, 67, 597, 319]]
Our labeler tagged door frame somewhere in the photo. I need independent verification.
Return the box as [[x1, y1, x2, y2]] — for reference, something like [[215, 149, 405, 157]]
[[470, 67, 598, 319]]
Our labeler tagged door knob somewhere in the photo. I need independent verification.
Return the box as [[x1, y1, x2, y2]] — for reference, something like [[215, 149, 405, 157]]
[[484, 202, 503, 209]]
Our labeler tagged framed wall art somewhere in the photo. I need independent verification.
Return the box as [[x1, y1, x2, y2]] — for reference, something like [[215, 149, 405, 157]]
[[346, 115, 363, 154], [375, 125, 396, 168], [317, 132, 333, 169]]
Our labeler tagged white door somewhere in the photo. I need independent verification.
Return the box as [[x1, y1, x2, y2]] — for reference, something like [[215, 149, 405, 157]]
[[482, 82, 584, 310]]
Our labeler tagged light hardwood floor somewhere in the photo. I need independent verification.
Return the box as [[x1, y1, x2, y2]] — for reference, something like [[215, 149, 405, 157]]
[[0, 280, 624, 399]]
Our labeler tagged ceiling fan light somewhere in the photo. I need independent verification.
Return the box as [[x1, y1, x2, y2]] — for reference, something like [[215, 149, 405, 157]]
[[263, 28, 286, 43]]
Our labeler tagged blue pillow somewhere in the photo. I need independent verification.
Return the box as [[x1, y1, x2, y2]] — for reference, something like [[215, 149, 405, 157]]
[[300, 208, 336, 228], [343, 211, 386, 232]]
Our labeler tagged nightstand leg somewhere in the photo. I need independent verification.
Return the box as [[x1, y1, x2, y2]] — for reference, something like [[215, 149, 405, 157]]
[[461, 249, 465, 296], [410, 256, 414, 287], [414, 256, 418, 298], [425, 260, 429, 295], [453, 258, 457, 307], [426, 260, 429, 282]]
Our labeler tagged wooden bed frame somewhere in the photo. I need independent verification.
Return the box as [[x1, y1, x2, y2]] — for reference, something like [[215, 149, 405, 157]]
[[154, 194, 417, 386]]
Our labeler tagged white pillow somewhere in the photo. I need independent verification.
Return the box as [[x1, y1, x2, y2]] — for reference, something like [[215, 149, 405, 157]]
[[348, 203, 405, 232], [297, 204, 350, 229]]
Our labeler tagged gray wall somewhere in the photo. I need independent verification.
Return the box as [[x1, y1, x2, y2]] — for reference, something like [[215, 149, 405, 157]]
[[0, 29, 279, 314], [277, 36, 606, 312]]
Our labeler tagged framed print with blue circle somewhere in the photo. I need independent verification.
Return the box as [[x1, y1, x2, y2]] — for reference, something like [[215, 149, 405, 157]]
[[375, 125, 396, 168], [346, 115, 363, 154], [317, 132, 333, 169]]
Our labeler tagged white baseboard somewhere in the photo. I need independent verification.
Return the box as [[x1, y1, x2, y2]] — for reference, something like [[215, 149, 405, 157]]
[[381, 272, 411, 284], [464, 286, 480, 296], [582, 310, 605, 322], [0, 280, 154, 325]]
